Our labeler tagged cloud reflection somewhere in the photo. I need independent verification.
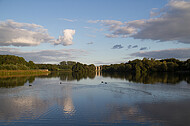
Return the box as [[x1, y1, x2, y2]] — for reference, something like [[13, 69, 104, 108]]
[[0, 83, 76, 122], [62, 85, 75, 115]]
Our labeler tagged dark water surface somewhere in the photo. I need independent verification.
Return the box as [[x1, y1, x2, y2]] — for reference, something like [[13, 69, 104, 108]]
[[0, 72, 190, 126]]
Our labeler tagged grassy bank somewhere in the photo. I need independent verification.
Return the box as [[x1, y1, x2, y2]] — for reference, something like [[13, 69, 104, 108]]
[[0, 70, 51, 77]]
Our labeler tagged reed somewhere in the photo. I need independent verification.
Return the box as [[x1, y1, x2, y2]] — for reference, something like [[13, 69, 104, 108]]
[[0, 70, 50, 76]]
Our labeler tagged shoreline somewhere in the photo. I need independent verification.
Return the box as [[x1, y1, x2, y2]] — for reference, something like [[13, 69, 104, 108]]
[[0, 70, 51, 77]]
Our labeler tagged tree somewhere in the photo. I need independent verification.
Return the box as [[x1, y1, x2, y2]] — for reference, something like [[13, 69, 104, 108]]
[[125, 64, 132, 71]]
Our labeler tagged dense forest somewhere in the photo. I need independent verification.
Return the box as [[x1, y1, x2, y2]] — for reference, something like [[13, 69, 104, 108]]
[[102, 58, 190, 73], [0, 55, 96, 72], [0, 55, 190, 73], [0, 55, 35, 70]]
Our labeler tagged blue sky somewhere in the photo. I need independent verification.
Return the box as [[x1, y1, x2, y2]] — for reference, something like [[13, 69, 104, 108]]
[[0, 0, 190, 65]]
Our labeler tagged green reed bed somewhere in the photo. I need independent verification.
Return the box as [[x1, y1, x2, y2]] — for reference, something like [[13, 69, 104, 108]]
[[0, 70, 50, 77]]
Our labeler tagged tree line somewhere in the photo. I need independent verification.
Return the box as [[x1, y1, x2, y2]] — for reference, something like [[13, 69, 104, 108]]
[[0, 55, 96, 72], [102, 58, 190, 73], [1, 55, 189, 73], [0, 55, 33, 70]]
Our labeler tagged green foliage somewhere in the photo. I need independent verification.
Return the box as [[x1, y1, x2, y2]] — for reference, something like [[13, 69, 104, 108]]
[[36, 64, 59, 71], [59, 61, 76, 70], [102, 58, 190, 73], [0, 64, 30, 70], [72, 62, 96, 72], [27, 61, 38, 69], [0, 55, 34, 70], [0, 55, 28, 65]]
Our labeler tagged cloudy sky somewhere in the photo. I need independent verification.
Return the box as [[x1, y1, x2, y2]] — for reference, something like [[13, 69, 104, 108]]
[[0, 0, 190, 65]]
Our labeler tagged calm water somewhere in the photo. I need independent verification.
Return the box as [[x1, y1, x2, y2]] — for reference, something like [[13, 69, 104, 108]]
[[0, 72, 190, 126]]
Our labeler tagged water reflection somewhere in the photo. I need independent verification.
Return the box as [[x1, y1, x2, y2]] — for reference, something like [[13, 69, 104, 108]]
[[62, 85, 75, 115], [1, 72, 190, 88], [0, 76, 35, 88], [0, 71, 190, 125], [0, 72, 190, 89], [102, 104, 163, 125], [0, 83, 75, 122], [102, 72, 190, 84], [96, 101, 190, 126], [39, 71, 96, 81], [45, 71, 190, 85], [0, 95, 49, 121], [139, 101, 190, 126]]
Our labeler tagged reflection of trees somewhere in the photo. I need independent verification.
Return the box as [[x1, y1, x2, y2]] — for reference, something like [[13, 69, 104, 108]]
[[102, 72, 190, 84], [38, 71, 96, 81], [0, 71, 96, 88], [0, 76, 35, 88], [53, 72, 96, 81]]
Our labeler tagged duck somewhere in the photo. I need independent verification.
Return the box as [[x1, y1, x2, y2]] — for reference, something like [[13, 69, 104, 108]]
[[101, 81, 104, 83], [29, 84, 32, 86], [105, 82, 107, 84]]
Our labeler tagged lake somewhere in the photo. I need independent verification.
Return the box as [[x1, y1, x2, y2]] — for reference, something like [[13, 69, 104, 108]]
[[0, 71, 190, 126]]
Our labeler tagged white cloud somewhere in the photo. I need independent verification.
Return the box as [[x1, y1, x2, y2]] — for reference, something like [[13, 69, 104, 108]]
[[0, 47, 86, 64], [132, 0, 190, 44], [55, 29, 75, 46], [57, 18, 77, 22], [0, 20, 54, 46], [88, 19, 137, 38], [105, 34, 119, 38], [0, 20, 75, 47], [63, 18, 76, 22], [130, 48, 190, 60], [89, 0, 190, 44]]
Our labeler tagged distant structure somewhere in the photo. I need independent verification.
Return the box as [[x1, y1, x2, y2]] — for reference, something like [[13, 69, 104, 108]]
[[95, 66, 102, 71], [95, 66, 102, 76]]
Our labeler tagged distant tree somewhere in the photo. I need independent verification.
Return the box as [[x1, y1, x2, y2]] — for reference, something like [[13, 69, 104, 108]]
[[60, 61, 67, 66], [125, 64, 132, 71], [101, 58, 189, 73], [28, 61, 37, 69], [167, 62, 178, 71]]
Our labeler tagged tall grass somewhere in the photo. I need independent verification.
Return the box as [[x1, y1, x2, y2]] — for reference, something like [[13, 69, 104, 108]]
[[0, 70, 50, 77]]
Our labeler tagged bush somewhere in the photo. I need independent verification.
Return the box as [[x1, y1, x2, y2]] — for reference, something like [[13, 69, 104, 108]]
[[0, 64, 30, 70]]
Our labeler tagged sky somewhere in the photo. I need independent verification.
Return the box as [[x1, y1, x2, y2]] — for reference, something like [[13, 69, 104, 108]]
[[0, 0, 190, 65]]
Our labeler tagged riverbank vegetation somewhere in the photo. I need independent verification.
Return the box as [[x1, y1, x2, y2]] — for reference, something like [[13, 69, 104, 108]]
[[0, 55, 96, 72], [0, 70, 50, 77], [37, 61, 96, 72], [102, 58, 190, 73], [1, 55, 189, 74]]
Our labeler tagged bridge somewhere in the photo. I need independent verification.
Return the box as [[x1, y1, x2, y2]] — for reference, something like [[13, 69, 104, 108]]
[[95, 66, 102, 76], [95, 66, 102, 71]]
